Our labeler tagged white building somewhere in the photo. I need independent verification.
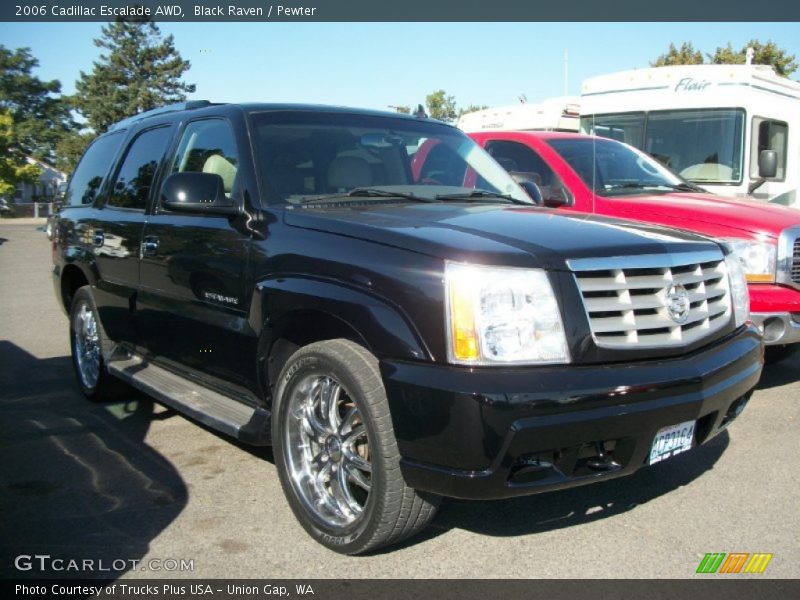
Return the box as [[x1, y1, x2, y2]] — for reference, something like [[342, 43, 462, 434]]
[[11, 157, 67, 203]]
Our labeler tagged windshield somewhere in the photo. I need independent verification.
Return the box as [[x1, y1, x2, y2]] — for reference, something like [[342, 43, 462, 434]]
[[547, 137, 694, 196], [249, 111, 530, 204], [580, 108, 745, 184]]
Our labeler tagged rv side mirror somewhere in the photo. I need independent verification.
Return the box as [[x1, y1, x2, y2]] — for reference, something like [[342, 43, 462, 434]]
[[758, 149, 778, 179]]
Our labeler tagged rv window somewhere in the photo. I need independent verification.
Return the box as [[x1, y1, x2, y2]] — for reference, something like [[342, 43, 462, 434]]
[[750, 118, 787, 181], [645, 109, 744, 185], [579, 113, 644, 147]]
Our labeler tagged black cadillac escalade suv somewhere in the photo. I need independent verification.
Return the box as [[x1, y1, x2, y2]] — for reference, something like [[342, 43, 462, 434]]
[[53, 101, 762, 554]]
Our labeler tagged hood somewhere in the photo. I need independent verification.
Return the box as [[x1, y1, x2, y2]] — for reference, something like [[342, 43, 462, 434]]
[[605, 192, 800, 240], [283, 202, 718, 270]]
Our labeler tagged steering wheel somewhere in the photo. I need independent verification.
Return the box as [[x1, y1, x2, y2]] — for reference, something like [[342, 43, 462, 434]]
[[637, 156, 662, 177]]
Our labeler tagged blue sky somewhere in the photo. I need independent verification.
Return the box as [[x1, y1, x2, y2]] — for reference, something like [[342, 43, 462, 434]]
[[1, 22, 799, 111]]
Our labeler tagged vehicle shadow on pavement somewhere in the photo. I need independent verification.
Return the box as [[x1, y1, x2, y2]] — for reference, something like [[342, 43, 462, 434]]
[[756, 354, 800, 390], [0, 341, 188, 579], [416, 431, 728, 544]]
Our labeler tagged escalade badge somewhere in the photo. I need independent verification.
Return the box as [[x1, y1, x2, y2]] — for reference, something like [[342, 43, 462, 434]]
[[665, 283, 690, 324]]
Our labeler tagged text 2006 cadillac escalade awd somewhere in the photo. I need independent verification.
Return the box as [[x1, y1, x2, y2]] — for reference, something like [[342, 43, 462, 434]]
[[53, 102, 762, 554]]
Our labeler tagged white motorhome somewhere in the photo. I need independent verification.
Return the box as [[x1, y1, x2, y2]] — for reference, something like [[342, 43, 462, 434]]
[[579, 64, 800, 207], [457, 96, 580, 133]]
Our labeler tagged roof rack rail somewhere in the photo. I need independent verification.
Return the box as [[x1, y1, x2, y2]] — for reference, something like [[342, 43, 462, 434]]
[[108, 100, 214, 131]]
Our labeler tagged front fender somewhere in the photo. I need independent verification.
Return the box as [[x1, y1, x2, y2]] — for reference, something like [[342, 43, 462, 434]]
[[250, 276, 431, 361]]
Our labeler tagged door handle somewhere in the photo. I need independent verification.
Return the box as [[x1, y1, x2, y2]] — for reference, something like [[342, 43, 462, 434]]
[[141, 236, 159, 257], [93, 230, 104, 247]]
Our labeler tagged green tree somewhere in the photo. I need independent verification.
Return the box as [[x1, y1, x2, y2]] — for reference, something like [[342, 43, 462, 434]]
[[390, 105, 411, 114], [458, 104, 489, 118], [708, 40, 797, 77], [651, 42, 704, 67], [73, 17, 196, 133], [652, 39, 797, 78], [0, 45, 74, 164], [425, 90, 458, 123], [0, 110, 42, 198]]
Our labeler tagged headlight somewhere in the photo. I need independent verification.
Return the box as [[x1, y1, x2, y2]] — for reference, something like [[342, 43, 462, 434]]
[[724, 252, 750, 328], [444, 262, 570, 365], [724, 239, 776, 283]]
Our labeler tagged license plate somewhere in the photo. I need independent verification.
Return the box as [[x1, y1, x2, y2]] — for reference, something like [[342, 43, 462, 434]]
[[649, 420, 695, 465]]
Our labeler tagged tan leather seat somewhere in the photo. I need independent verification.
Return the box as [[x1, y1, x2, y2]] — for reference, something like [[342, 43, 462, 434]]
[[326, 156, 372, 192], [680, 163, 733, 182], [202, 155, 237, 193]]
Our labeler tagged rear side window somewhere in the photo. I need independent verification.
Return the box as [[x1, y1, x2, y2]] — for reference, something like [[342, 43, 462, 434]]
[[107, 126, 173, 210], [64, 131, 124, 206]]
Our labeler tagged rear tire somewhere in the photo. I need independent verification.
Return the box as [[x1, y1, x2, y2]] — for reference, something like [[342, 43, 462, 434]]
[[272, 338, 439, 554], [69, 286, 123, 402], [764, 344, 799, 364]]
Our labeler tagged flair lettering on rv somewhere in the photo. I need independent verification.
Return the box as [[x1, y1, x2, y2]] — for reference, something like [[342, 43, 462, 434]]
[[675, 78, 711, 92]]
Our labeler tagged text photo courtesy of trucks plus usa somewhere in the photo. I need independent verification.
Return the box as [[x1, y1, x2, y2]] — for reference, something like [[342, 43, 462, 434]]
[[1, 7, 799, 585]]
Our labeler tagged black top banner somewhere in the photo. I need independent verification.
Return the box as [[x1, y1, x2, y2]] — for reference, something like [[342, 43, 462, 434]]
[[2, 0, 799, 22]]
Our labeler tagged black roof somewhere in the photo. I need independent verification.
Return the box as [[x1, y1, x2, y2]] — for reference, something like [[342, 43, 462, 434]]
[[108, 101, 449, 131]]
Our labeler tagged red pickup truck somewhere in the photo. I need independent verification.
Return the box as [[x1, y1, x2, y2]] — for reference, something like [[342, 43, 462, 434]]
[[469, 131, 800, 363]]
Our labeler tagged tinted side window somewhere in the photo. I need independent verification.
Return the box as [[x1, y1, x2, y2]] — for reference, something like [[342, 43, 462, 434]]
[[108, 127, 172, 210], [64, 132, 125, 206], [485, 140, 571, 205], [171, 119, 239, 196]]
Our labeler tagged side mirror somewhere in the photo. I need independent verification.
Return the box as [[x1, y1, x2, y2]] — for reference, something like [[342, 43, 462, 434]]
[[517, 180, 543, 205], [758, 149, 778, 179], [160, 172, 240, 216], [542, 188, 571, 208]]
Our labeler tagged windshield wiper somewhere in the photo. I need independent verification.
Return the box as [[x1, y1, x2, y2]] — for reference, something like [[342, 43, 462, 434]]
[[605, 182, 705, 193], [299, 187, 436, 204], [434, 190, 530, 205], [658, 182, 707, 193]]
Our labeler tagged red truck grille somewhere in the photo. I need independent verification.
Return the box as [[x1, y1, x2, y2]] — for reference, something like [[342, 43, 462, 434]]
[[793, 239, 800, 284]]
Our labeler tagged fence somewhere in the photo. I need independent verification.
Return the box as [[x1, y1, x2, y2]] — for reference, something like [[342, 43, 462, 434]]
[[0, 202, 57, 219]]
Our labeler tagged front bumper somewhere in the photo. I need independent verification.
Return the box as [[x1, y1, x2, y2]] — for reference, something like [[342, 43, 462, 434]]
[[381, 326, 762, 500], [750, 312, 800, 345], [749, 284, 800, 345]]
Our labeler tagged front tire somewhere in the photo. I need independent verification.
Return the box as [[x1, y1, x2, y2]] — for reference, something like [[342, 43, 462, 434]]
[[272, 339, 439, 554]]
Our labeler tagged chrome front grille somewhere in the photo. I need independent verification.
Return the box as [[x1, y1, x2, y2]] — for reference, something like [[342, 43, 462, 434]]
[[570, 251, 731, 349], [792, 239, 800, 284], [776, 226, 800, 290]]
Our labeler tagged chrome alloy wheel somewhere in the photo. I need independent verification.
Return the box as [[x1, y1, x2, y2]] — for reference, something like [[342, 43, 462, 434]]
[[73, 302, 101, 389], [284, 374, 372, 529]]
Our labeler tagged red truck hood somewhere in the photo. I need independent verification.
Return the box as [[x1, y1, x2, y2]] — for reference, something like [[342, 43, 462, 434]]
[[602, 192, 800, 240]]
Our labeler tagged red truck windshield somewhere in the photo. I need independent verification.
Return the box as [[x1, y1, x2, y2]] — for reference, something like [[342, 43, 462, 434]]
[[547, 137, 694, 197]]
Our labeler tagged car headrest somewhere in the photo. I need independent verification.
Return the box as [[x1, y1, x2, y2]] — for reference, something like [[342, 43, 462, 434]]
[[326, 156, 372, 192], [202, 155, 237, 193]]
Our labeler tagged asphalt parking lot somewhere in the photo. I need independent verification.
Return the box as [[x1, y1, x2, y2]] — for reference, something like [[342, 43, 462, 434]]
[[1, 221, 798, 580]]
